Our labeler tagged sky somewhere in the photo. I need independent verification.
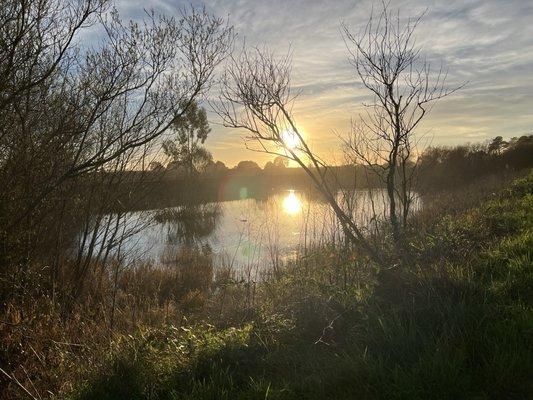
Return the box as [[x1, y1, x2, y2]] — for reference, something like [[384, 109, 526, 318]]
[[116, 0, 533, 168]]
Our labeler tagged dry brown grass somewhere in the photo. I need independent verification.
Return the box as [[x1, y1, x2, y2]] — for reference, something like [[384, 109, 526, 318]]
[[0, 245, 254, 399]]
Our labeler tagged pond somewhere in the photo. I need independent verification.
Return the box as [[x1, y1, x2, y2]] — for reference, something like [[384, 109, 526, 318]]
[[87, 189, 405, 274]]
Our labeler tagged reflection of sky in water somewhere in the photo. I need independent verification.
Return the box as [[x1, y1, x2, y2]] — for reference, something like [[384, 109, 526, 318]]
[[98, 189, 415, 273]]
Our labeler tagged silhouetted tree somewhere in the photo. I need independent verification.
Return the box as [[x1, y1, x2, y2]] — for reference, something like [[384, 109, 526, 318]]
[[273, 156, 289, 168], [163, 102, 214, 177], [264, 161, 275, 170], [234, 160, 261, 174], [0, 0, 234, 295], [264, 156, 289, 173], [206, 161, 228, 175], [417, 135, 533, 192], [488, 136, 507, 155], [342, 4, 464, 243], [214, 47, 383, 263]]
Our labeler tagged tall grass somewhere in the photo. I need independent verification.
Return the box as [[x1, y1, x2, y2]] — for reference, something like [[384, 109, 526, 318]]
[[1, 171, 532, 399]]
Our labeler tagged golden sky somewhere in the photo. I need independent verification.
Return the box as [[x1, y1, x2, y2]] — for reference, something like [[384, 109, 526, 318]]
[[118, 0, 533, 168]]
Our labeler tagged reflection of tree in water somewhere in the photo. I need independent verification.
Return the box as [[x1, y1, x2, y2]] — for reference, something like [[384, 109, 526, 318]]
[[154, 204, 221, 246]]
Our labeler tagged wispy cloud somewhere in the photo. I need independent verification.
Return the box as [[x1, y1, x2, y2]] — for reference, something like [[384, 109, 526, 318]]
[[114, 0, 533, 166]]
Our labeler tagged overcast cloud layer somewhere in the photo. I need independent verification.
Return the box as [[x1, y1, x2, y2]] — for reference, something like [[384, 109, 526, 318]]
[[116, 0, 533, 167]]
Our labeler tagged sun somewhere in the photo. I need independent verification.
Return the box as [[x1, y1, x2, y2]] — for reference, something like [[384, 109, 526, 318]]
[[281, 129, 300, 150]]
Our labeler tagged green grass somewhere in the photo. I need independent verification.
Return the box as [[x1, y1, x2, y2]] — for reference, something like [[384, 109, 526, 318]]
[[69, 172, 533, 400]]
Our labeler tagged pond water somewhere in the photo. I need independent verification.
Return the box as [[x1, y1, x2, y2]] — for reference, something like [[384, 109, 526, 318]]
[[90, 189, 403, 273]]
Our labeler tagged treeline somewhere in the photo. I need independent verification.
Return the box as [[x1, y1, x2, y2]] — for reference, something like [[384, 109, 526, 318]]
[[113, 135, 533, 210], [100, 161, 386, 211], [417, 135, 533, 193]]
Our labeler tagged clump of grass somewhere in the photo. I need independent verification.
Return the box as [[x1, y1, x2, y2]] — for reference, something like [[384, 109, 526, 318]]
[[70, 319, 290, 400]]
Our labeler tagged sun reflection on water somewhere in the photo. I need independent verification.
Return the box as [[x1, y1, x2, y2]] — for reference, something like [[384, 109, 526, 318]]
[[282, 190, 302, 215]]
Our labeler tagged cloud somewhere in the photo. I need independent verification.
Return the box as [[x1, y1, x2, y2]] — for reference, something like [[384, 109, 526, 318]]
[[113, 0, 533, 165]]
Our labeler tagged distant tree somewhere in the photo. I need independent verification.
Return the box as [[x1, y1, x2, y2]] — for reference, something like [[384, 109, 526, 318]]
[[264, 156, 288, 173], [507, 135, 533, 150], [488, 136, 507, 155], [213, 161, 228, 171], [234, 160, 261, 174], [205, 160, 228, 175], [273, 156, 289, 168], [504, 135, 533, 169], [264, 161, 275, 171], [162, 102, 214, 177], [417, 135, 533, 192]]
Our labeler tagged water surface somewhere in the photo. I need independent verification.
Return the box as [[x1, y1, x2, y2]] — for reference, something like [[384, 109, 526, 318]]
[[94, 189, 400, 272]]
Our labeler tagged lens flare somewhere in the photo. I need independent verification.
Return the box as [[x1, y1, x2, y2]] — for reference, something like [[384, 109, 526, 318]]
[[282, 190, 302, 215]]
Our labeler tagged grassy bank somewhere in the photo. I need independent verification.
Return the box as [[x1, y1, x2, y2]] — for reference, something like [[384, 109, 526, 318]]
[[59, 171, 532, 400]]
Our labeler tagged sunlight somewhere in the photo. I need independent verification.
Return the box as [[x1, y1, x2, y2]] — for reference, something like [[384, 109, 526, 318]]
[[281, 129, 300, 150], [282, 190, 302, 215]]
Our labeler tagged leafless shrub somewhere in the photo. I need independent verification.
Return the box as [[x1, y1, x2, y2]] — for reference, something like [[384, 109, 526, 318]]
[[341, 4, 464, 242]]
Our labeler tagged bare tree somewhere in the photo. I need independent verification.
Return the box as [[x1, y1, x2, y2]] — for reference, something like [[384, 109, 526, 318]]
[[0, 0, 107, 120], [215, 4, 462, 260], [213, 47, 383, 263], [341, 4, 464, 243]]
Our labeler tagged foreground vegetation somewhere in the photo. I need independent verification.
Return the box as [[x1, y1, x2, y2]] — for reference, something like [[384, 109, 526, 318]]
[[5, 171, 529, 399], [1, 1, 532, 398]]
